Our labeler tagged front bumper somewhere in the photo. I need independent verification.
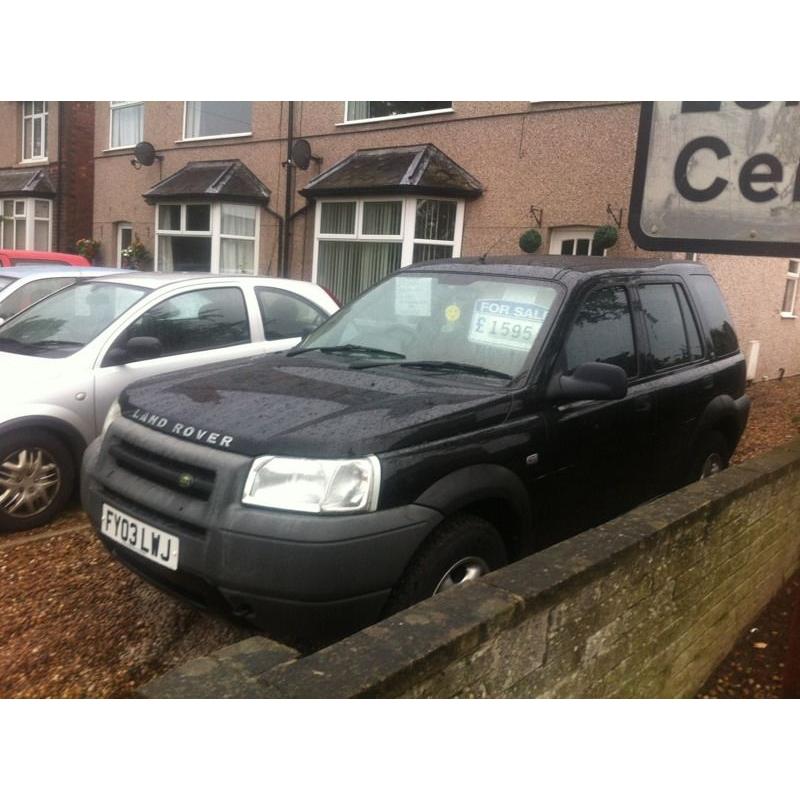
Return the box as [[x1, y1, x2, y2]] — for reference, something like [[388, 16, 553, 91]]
[[81, 418, 442, 641]]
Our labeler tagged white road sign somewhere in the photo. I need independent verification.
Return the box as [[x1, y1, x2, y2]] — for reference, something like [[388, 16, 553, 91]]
[[629, 101, 800, 257]]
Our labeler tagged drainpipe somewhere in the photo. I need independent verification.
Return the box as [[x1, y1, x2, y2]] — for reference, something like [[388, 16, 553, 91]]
[[281, 101, 295, 278], [263, 205, 284, 277], [55, 101, 65, 251]]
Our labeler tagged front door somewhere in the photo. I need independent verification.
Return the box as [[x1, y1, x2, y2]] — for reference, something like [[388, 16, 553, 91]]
[[92, 285, 259, 433], [540, 282, 656, 542]]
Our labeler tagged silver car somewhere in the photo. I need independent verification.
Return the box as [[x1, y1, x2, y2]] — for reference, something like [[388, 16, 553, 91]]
[[0, 272, 339, 532], [0, 265, 128, 325]]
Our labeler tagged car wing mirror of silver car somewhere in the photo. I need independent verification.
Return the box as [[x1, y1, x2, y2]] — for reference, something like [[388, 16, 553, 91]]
[[105, 336, 164, 367]]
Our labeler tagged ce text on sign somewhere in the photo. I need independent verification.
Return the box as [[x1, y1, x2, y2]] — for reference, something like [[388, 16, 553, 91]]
[[629, 101, 800, 258]]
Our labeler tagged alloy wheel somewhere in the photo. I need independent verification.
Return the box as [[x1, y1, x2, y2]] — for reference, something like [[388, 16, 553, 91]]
[[700, 452, 724, 480], [433, 556, 491, 595], [0, 448, 61, 518]]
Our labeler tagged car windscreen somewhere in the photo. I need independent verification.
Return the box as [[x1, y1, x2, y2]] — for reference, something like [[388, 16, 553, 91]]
[[297, 272, 561, 380], [0, 276, 15, 290], [0, 281, 149, 358]]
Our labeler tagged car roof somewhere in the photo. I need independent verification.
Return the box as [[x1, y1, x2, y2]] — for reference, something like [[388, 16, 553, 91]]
[[0, 266, 131, 279], [0, 249, 90, 264], [86, 271, 321, 291], [404, 255, 711, 283]]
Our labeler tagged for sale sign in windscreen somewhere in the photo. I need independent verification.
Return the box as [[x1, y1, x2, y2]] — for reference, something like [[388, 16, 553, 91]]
[[629, 101, 800, 257]]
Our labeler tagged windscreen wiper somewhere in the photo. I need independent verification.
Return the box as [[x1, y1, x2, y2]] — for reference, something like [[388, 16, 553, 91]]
[[287, 343, 406, 360], [351, 359, 512, 380]]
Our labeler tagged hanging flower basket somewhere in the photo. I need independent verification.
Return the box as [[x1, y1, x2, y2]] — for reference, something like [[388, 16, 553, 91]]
[[593, 225, 618, 251], [518, 228, 542, 254]]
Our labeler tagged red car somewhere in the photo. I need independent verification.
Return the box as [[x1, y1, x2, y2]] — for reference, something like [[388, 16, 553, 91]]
[[0, 249, 90, 267]]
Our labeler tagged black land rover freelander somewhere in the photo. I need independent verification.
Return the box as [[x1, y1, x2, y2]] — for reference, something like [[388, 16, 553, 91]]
[[82, 256, 750, 641]]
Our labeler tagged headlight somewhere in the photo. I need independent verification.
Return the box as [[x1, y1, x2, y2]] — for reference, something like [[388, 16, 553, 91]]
[[242, 455, 380, 513], [102, 400, 122, 436]]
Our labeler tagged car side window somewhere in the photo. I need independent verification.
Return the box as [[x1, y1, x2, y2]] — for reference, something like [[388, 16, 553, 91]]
[[639, 283, 702, 371], [256, 288, 327, 341], [0, 276, 76, 319], [119, 287, 250, 359], [564, 285, 637, 377]]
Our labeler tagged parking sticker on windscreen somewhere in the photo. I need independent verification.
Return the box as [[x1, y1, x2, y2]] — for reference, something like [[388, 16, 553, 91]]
[[468, 299, 550, 351]]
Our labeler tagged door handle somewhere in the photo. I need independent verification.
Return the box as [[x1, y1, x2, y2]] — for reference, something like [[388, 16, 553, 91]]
[[701, 375, 714, 391], [634, 396, 652, 412]]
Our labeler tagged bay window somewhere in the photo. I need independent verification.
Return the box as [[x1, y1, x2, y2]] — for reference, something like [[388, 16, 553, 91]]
[[155, 202, 258, 273], [0, 198, 51, 250], [110, 101, 144, 149], [314, 197, 463, 303], [183, 102, 252, 140], [21, 102, 48, 161]]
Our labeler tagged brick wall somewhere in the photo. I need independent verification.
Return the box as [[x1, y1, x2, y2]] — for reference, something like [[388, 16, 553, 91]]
[[140, 439, 800, 699], [55, 102, 95, 253]]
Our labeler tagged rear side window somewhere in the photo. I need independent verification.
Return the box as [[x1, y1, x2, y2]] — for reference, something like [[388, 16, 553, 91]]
[[688, 274, 738, 357], [564, 285, 637, 377], [256, 288, 327, 341], [639, 283, 702, 370]]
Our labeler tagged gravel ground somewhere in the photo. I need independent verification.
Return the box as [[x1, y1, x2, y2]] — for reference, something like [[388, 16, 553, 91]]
[[0, 505, 248, 698], [1, 376, 799, 698]]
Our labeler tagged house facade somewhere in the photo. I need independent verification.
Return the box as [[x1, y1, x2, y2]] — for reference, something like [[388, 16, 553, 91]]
[[91, 101, 798, 380], [0, 101, 95, 254]]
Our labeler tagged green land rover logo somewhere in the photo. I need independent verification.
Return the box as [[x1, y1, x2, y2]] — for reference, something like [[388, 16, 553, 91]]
[[178, 473, 194, 489]]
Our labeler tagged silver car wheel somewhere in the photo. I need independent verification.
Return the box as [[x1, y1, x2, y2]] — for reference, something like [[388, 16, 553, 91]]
[[433, 556, 491, 595], [700, 453, 724, 480], [0, 448, 61, 518]]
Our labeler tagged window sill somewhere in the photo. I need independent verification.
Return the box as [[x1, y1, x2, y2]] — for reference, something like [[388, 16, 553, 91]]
[[779, 312, 797, 319], [19, 157, 49, 165], [336, 108, 454, 127], [175, 132, 253, 143], [104, 146, 136, 153]]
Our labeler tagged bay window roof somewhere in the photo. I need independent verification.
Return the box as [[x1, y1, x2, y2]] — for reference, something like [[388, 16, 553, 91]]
[[300, 144, 483, 199], [142, 159, 270, 205], [0, 167, 55, 198]]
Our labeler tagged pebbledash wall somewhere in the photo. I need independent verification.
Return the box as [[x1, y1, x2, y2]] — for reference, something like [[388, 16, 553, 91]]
[[142, 439, 800, 699], [91, 101, 799, 381]]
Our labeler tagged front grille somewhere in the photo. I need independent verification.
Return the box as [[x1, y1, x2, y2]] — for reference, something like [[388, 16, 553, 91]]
[[110, 438, 215, 500], [99, 484, 207, 539]]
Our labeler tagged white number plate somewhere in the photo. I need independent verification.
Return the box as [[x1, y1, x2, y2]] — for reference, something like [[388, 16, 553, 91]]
[[100, 503, 179, 571]]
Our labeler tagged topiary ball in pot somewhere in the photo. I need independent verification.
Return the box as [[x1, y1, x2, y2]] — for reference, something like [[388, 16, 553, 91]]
[[518, 229, 542, 254], [593, 225, 618, 250]]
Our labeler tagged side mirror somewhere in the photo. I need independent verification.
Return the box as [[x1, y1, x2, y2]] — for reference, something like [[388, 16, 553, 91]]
[[125, 336, 163, 361], [0, 317, 5, 326], [548, 361, 628, 403]]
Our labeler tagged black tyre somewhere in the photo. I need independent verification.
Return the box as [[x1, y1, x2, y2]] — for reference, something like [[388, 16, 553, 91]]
[[690, 430, 730, 483], [0, 430, 75, 533], [382, 513, 508, 618]]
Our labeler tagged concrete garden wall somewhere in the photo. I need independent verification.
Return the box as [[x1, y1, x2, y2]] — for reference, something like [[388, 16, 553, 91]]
[[141, 440, 800, 698]]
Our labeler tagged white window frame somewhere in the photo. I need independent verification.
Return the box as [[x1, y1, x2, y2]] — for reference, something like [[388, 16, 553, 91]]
[[549, 226, 606, 256], [116, 223, 133, 267], [180, 102, 253, 142], [21, 102, 48, 162], [0, 197, 52, 250], [780, 260, 800, 319], [108, 101, 144, 151], [154, 201, 260, 274], [338, 102, 454, 126], [311, 196, 465, 283]]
